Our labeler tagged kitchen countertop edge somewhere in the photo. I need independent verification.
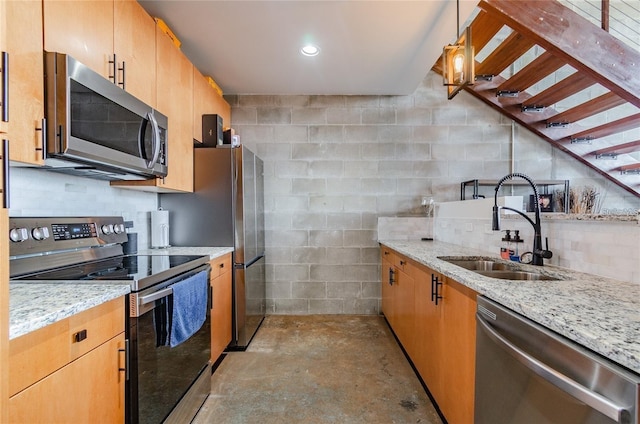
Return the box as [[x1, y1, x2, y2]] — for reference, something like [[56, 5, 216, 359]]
[[379, 239, 640, 376]]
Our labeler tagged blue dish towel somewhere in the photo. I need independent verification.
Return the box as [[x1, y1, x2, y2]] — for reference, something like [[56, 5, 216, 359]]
[[169, 270, 208, 348]]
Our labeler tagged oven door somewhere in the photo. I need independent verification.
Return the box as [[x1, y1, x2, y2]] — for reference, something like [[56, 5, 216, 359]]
[[127, 265, 212, 424]]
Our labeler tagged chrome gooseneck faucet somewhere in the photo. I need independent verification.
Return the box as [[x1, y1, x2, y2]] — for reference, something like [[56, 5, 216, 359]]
[[492, 173, 552, 266]]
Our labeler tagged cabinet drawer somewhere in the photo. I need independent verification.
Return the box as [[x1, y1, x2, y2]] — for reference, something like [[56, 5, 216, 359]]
[[69, 297, 125, 360], [9, 297, 125, 396], [381, 248, 396, 264], [209, 253, 232, 279]]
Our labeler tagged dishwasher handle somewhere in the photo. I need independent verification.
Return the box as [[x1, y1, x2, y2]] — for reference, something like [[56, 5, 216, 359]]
[[477, 313, 630, 423]]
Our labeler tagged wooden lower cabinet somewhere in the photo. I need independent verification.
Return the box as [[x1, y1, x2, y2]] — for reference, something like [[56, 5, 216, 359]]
[[380, 245, 477, 424], [8, 297, 126, 423], [9, 334, 126, 423], [210, 253, 233, 361]]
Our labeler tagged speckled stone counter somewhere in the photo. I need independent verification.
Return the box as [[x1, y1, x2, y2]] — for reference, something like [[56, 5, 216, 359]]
[[137, 246, 233, 260], [10, 283, 130, 340], [379, 239, 640, 376]]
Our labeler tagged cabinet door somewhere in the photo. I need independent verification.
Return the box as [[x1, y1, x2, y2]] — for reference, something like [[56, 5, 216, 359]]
[[380, 249, 394, 323], [0, 209, 8, 424], [0, 0, 7, 134], [8, 334, 126, 424], [43, 0, 114, 78], [155, 27, 193, 192], [193, 67, 231, 143], [394, 264, 415, 357], [439, 278, 476, 424], [5, 0, 44, 165], [113, 0, 156, 107], [210, 254, 232, 361]]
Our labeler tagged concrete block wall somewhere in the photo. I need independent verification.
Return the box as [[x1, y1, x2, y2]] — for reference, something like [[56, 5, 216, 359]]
[[227, 70, 638, 315]]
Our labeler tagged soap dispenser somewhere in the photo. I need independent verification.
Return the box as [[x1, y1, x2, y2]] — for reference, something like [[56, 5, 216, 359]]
[[500, 230, 512, 259]]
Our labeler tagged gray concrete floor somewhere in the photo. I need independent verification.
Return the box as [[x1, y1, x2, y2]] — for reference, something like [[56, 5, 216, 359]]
[[193, 315, 442, 423]]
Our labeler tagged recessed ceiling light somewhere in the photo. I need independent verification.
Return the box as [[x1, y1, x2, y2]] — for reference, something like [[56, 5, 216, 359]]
[[300, 44, 320, 57]]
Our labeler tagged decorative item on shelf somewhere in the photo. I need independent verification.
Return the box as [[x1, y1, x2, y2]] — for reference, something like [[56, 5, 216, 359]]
[[421, 196, 435, 217], [554, 186, 602, 214], [529, 194, 554, 212], [442, 0, 474, 100]]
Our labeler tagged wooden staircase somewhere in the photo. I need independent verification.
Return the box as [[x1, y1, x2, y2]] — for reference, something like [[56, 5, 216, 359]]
[[435, 0, 640, 198]]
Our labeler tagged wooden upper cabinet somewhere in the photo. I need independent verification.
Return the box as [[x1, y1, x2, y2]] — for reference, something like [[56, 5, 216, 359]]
[[113, 0, 157, 107], [5, 0, 45, 165], [154, 27, 194, 192], [0, 0, 7, 135], [43, 0, 114, 78], [193, 67, 231, 144], [44, 0, 156, 107]]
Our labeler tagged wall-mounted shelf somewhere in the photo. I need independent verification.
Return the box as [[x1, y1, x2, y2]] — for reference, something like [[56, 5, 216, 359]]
[[460, 179, 570, 213]]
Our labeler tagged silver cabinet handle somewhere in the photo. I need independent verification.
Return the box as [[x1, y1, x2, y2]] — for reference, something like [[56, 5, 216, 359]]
[[1, 51, 8, 122], [2, 139, 9, 209], [477, 313, 629, 422]]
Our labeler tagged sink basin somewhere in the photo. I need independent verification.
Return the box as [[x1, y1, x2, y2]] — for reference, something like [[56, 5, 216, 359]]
[[475, 270, 559, 281], [439, 256, 564, 281], [444, 259, 510, 271]]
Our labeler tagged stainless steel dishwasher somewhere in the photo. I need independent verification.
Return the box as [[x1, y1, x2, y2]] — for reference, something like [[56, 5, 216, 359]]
[[475, 296, 640, 424]]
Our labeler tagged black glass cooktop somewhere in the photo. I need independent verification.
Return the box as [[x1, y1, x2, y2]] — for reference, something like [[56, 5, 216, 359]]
[[13, 255, 207, 283]]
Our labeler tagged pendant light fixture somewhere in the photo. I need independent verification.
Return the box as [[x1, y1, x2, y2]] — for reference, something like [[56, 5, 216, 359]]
[[442, 0, 474, 99]]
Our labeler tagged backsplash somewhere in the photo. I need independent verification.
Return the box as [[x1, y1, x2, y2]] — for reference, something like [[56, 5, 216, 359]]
[[9, 168, 157, 249]]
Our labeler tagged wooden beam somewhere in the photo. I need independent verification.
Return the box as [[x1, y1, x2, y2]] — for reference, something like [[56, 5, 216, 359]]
[[547, 92, 626, 124], [496, 52, 565, 93], [470, 10, 504, 53], [475, 31, 535, 76], [478, 0, 640, 108], [524, 73, 595, 108], [566, 113, 640, 142], [592, 140, 640, 155]]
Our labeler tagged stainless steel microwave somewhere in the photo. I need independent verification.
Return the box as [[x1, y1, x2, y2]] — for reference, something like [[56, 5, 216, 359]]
[[43, 52, 168, 181]]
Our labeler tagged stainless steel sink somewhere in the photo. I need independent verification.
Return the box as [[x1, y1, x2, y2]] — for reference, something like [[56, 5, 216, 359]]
[[475, 270, 558, 281], [444, 259, 509, 271], [439, 257, 563, 281]]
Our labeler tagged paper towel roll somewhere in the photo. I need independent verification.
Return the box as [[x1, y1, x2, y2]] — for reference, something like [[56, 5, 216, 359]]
[[151, 209, 170, 248]]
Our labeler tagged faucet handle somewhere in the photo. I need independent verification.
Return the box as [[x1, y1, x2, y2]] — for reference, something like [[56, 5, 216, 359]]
[[539, 237, 553, 259]]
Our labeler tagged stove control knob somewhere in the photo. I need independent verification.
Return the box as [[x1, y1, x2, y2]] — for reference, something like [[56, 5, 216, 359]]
[[101, 224, 114, 235], [9, 227, 29, 242], [31, 227, 50, 241], [113, 223, 125, 234]]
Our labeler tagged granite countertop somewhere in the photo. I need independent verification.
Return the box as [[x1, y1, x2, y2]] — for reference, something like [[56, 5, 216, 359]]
[[9, 283, 130, 340], [9, 247, 233, 340], [379, 239, 640, 376]]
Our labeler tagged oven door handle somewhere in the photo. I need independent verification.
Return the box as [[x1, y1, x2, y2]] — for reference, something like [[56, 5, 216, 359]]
[[139, 287, 173, 306], [477, 313, 629, 423]]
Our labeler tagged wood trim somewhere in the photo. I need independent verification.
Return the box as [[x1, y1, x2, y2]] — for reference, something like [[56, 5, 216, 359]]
[[478, 0, 640, 108]]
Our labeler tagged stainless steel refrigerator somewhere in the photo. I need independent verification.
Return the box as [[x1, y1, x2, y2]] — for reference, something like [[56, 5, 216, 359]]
[[160, 145, 265, 350]]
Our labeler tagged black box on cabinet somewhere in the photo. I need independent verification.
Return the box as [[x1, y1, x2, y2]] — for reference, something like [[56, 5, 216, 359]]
[[202, 114, 223, 146]]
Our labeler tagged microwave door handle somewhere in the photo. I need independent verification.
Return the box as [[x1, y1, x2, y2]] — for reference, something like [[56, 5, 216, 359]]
[[476, 313, 629, 423], [147, 111, 161, 169]]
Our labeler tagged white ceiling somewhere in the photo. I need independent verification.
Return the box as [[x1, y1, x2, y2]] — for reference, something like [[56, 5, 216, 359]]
[[138, 0, 479, 96]]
